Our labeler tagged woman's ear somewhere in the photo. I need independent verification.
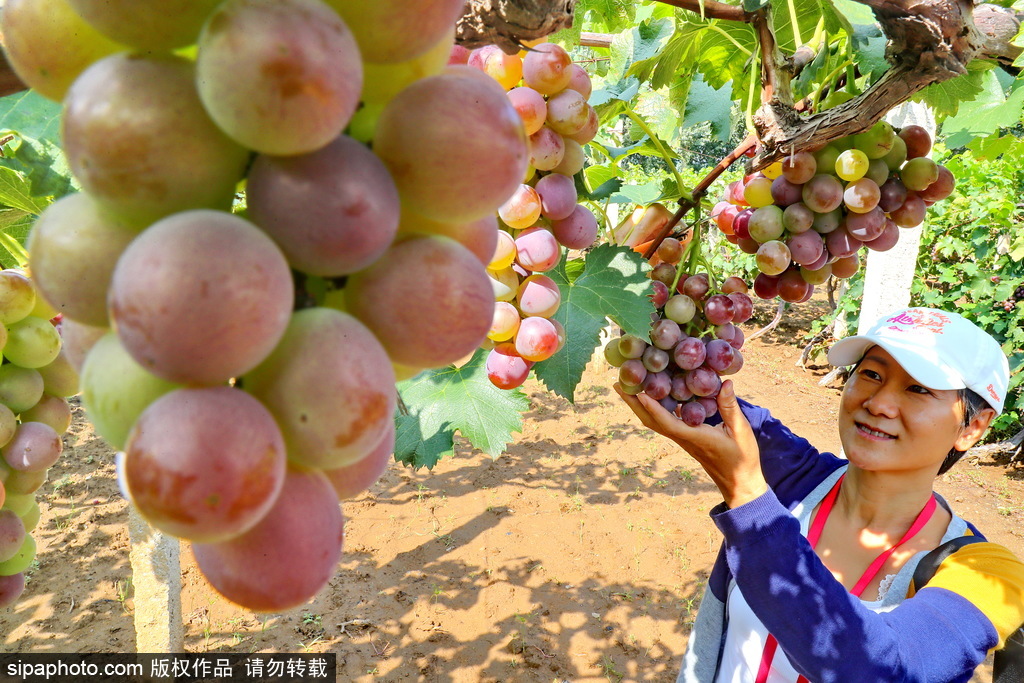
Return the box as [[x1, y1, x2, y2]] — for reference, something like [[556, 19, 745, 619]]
[[954, 407, 997, 452]]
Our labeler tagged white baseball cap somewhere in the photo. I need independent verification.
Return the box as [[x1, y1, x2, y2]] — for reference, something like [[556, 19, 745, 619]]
[[828, 307, 1010, 413]]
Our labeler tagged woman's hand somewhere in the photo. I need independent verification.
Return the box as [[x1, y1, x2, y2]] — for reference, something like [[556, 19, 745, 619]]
[[614, 379, 768, 508]]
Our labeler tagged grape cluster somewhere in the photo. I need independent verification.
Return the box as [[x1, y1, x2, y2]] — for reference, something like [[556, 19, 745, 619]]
[[0, 270, 79, 608], [5, 0, 529, 612], [712, 122, 955, 302], [452, 43, 600, 390], [998, 284, 1024, 312], [605, 238, 754, 426]]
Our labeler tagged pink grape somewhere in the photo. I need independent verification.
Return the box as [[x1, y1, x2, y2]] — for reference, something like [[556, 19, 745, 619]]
[[673, 337, 706, 371], [713, 202, 738, 234], [682, 274, 710, 300], [787, 230, 824, 267], [679, 401, 706, 427], [324, 419, 395, 501], [398, 209, 499, 267], [899, 125, 932, 159], [19, 396, 71, 436], [326, 0, 464, 64], [846, 207, 886, 242], [770, 176, 803, 206], [487, 343, 532, 389], [727, 326, 746, 351], [546, 89, 589, 136], [65, 0, 220, 50], [801, 263, 833, 285], [522, 43, 572, 95], [642, 371, 672, 400], [698, 396, 720, 417], [108, 210, 294, 385], [507, 87, 548, 135], [802, 175, 844, 213], [566, 64, 593, 99], [723, 349, 745, 376], [650, 319, 683, 350], [728, 293, 754, 323], [346, 235, 493, 368], [552, 139, 586, 176], [864, 218, 900, 251], [783, 203, 814, 234], [671, 375, 694, 402], [192, 467, 343, 612], [63, 53, 249, 225], [518, 274, 561, 318], [738, 237, 761, 254], [753, 273, 781, 299], [878, 178, 909, 213], [243, 309, 397, 470], [0, 510, 25, 564], [650, 280, 670, 309], [651, 263, 676, 286], [515, 227, 561, 272], [891, 194, 927, 227], [529, 126, 566, 171], [196, 0, 362, 155], [778, 269, 812, 303], [2, 423, 61, 473], [705, 339, 736, 372], [782, 152, 816, 184], [918, 165, 955, 202], [125, 387, 286, 543], [704, 295, 736, 325], [825, 228, 862, 259], [642, 347, 670, 374], [551, 205, 598, 249], [566, 106, 599, 145], [715, 323, 737, 343], [60, 319, 107, 373], [534, 173, 578, 220], [619, 359, 648, 387], [375, 68, 528, 222], [685, 367, 721, 397], [812, 208, 843, 234], [498, 184, 542, 230], [515, 316, 560, 362], [247, 135, 400, 276], [722, 277, 748, 294], [844, 178, 880, 213], [756, 241, 792, 276], [660, 397, 681, 415], [832, 255, 861, 279], [448, 45, 471, 65], [0, 572, 25, 607]]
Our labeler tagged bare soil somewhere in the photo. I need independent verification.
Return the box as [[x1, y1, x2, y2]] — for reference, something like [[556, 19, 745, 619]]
[[2, 297, 1022, 682]]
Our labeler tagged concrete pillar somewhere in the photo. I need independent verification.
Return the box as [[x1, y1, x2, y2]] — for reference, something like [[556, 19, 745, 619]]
[[128, 505, 184, 653], [838, 102, 936, 337]]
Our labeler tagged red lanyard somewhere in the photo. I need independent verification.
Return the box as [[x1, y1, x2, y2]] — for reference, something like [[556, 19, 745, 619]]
[[754, 474, 937, 683]]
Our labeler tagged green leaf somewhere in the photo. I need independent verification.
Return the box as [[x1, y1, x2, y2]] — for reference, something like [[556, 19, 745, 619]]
[[744, 0, 770, 10], [0, 134, 76, 203], [915, 60, 995, 118], [622, 18, 678, 83], [612, 181, 662, 205], [395, 349, 530, 467], [0, 91, 62, 144], [0, 167, 46, 215], [581, 163, 623, 200], [683, 75, 734, 142], [591, 77, 642, 109], [942, 69, 1024, 148], [534, 246, 652, 402], [694, 21, 756, 91]]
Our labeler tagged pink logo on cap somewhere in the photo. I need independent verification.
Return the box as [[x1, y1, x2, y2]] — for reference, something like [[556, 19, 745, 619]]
[[885, 310, 951, 334], [988, 384, 1000, 403]]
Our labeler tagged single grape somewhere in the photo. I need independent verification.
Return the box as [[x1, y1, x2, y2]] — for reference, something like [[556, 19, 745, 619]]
[[642, 347, 670, 374], [846, 207, 886, 242], [918, 166, 955, 202], [528, 126, 566, 172], [728, 293, 754, 323], [825, 228, 862, 259], [748, 206, 785, 243], [619, 359, 648, 387], [489, 230, 517, 270], [642, 371, 672, 400], [787, 231, 825, 267], [721, 277, 748, 295], [247, 135, 401, 276], [891, 194, 927, 228], [685, 367, 722, 397], [800, 263, 833, 285], [864, 219, 900, 252], [323, 419, 395, 501], [853, 121, 896, 159], [753, 273, 781, 300], [553, 139, 586, 177], [673, 337, 706, 371], [878, 178, 909, 213], [498, 184, 542, 230], [671, 374, 694, 402], [831, 254, 861, 279], [835, 149, 869, 181], [705, 340, 736, 373], [679, 401, 706, 427], [192, 467, 343, 612], [650, 263, 676, 287], [3, 317, 62, 369], [899, 125, 932, 159], [566, 64, 592, 99], [487, 343, 533, 389], [844, 178, 880, 213], [468, 45, 523, 90], [517, 274, 561, 318], [664, 295, 696, 324], [522, 43, 573, 95], [811, 208, 843, 235], [346, 235, 493, 368], [883, 135, 908, 170], [603, 339, 628, 368], [325, 0, 465, 64], [507, 87, 547, 136], [743, 177, 774, 208], [19, 395, 71, 436], [778, 269, 812, 303], [682, 274, 710, 300], [515, 227, 561, 272], [732, 209, 753, 239], [802, 175, 844, 213], [545, 89, 589, 136], [782, 152, 816, 184], [2, 423, 61, 473], [704, 295, 736, 326], [0, 511, 25, 564], [756, 241, 792, 276], [866, 159, 890, 186], [723, 349, 745, 375], [900, 157, 939, 192], [534, 173, 578, 221], [782, 203, 814, 234], [770, 177, 803, 207], [566, 106, 599, 145], [650, 319, 683, 351], [649, 280, 670, 309], [657, 238, 683, 265], [489, 266, 519, 303], [515, 316, 560, 362], [618, 335, 648, 360], [813, 146, 841, 175]]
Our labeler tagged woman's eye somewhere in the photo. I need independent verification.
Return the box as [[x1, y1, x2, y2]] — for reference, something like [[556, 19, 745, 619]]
[[860, 369, 881, 381], [908, 385, 931, 395]]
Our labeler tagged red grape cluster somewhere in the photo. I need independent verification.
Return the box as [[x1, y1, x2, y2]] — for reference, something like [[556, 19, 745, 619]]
[[605, 238, 754, 426], [712, 123, 955, 302], [455, 42, 601, 390]]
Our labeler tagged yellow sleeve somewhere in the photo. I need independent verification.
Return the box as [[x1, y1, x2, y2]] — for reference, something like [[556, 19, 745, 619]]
[[921, 541, 1024, 648]]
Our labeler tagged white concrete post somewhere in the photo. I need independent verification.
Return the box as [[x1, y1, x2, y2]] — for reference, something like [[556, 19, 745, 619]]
[[128, 506, 184, 652], [835, 102, 936, 338]]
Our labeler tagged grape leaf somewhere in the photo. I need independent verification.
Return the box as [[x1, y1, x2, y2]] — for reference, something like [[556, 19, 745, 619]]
[[0, 134, 76, 203], [534, 245, 652, 402], [942, 70, 1024, 148], [0, 90, 61, 144], [683, 75, 734, 142], [395, 349, 530, 468], [915, 60, 994, 117], [693, 21, 756, 91]]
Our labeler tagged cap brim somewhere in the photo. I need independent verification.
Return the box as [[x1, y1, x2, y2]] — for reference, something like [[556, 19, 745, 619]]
[[828, 336, 966, 391]]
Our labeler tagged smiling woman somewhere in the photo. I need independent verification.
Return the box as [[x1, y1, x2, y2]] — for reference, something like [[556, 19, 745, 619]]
[[616, 307, 1024, 683]]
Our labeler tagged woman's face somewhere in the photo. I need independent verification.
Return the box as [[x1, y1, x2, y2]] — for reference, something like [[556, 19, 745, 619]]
[[838, 346, 988, 474]]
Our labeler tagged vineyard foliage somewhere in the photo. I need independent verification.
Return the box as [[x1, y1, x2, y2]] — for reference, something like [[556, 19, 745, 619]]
[[2, 0, 1024, 464]]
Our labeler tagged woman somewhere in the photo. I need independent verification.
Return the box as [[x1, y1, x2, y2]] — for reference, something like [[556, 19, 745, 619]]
[[616, 307, 1024, 682]]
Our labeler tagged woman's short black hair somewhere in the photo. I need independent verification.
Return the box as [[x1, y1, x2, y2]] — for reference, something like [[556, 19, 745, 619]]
[[938, 388, 989, 475]]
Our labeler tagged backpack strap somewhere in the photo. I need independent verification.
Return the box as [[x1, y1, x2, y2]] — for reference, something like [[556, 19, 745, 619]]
[[912, 535, 1024, 683]]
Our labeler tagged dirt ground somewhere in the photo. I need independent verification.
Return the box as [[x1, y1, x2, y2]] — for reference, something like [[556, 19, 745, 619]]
[[1, 297, 1022, 682]]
